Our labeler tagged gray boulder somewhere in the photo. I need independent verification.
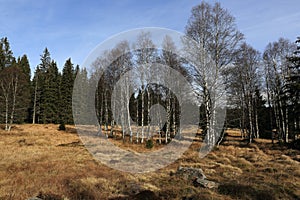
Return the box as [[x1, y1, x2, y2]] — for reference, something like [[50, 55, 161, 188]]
[[175, 166, 218, 189], [175, 166, 207, 180]]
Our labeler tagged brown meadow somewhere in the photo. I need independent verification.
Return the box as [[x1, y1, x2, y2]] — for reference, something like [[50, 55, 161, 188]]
[[0, 124, 299, 199]]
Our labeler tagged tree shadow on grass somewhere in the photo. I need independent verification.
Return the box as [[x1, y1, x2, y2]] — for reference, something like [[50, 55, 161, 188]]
[[218, 183, 276, 200]]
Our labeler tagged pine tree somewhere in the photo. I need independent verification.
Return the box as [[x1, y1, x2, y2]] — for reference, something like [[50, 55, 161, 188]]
[[0, 37, 14, 71], [43, 60, 60, 123], [60, 58, 75, 124], [32, 48, 60, 124], [18, 55, 31, 80], [15, 55, 31, 122]]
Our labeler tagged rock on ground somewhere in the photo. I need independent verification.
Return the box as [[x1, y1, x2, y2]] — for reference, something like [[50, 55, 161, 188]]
[[175, 166, 218, 189]]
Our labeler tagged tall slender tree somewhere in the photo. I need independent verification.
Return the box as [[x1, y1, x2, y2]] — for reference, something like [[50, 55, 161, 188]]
[[15, 55, 31, 123], [263, 38, 296, 143], [226, 43, 261, 143], [60, 58, 75, 124], [32, 48, 60, 124], [286, 37, 300, 140], [185, 1, 243, 147], [161, 35, 183, 140], [134, 31, 157, 143], [43, 60, 60, 123], [0, 65, 27, 130]]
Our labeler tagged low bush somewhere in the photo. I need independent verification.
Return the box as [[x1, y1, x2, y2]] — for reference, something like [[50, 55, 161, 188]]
[[146, 139, 154, 149], [58, 123, 66, 131]]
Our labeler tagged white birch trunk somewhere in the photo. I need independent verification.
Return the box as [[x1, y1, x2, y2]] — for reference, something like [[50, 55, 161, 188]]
[[32, 76, 38, 124], [136, 97, 139, 143], [147, 90, 151, 139], [125, 77, 133, 143], [173, 97, 176, 137], [1, 81, 10, 131], [141, 88, 145, 143], [5, 95, 9, 131], [285, 108, 289, 143], [104, 90, 109, 134], [166, 91, 171, 142], [255, 106, 259, 138], [8, 75, 18, 131]]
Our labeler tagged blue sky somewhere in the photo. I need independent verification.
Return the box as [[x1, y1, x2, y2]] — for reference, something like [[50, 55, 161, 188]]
[[0, 0, 299, 74]]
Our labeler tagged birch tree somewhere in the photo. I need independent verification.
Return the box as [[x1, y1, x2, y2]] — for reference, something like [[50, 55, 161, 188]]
[[32, 67, 40, 124], [92, 52, 110, 136], [185, 1, 243, 148], [134, 31, 157, 143], [0, 66, 26, 131], [263, 38, 296, 143], [161, 35, 183, 140], [226, 43, 261, 143], [111, 41, 133, 141], [286, 37, 300, 140]]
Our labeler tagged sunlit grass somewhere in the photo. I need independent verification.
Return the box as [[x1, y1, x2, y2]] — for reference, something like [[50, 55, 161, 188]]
[[0, 125, 299, 199]]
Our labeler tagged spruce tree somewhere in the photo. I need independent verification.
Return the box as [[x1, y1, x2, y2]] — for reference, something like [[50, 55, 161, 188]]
[[0, 37, 14, 71], [60, 58, 75, 124], [18, 55, 31, 82], [32, 48, 60, 124], [15, 55, 31, 123], [43, 60, 60, 123]]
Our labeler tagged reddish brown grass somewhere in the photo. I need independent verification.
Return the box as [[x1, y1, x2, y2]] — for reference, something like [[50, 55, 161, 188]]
[[0, 124, 299, 199]]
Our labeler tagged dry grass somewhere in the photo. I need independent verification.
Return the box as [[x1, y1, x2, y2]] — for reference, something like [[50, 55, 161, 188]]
[[0, 124, 299, 199]]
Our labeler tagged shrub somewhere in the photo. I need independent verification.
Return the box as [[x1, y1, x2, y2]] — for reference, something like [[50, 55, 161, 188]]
[[146, 139, 154, 149], [59, 122, 66, 131]]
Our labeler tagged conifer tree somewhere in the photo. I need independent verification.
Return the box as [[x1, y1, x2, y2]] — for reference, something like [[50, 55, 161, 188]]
[[15, 55, 31, 122], [0, 37, 14, 71], [32, 48, 60, 124], [60, 58, 75, 124], [43, 60, 60, 123]]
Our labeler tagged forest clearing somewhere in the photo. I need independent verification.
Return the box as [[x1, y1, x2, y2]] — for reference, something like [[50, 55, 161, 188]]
[[0, 0, 299, 199], [0, 124, 299, 199]]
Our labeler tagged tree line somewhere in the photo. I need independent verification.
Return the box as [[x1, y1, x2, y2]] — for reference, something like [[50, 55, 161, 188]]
[[0, 1, 299, 146], [0, 41, 80, 130]]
